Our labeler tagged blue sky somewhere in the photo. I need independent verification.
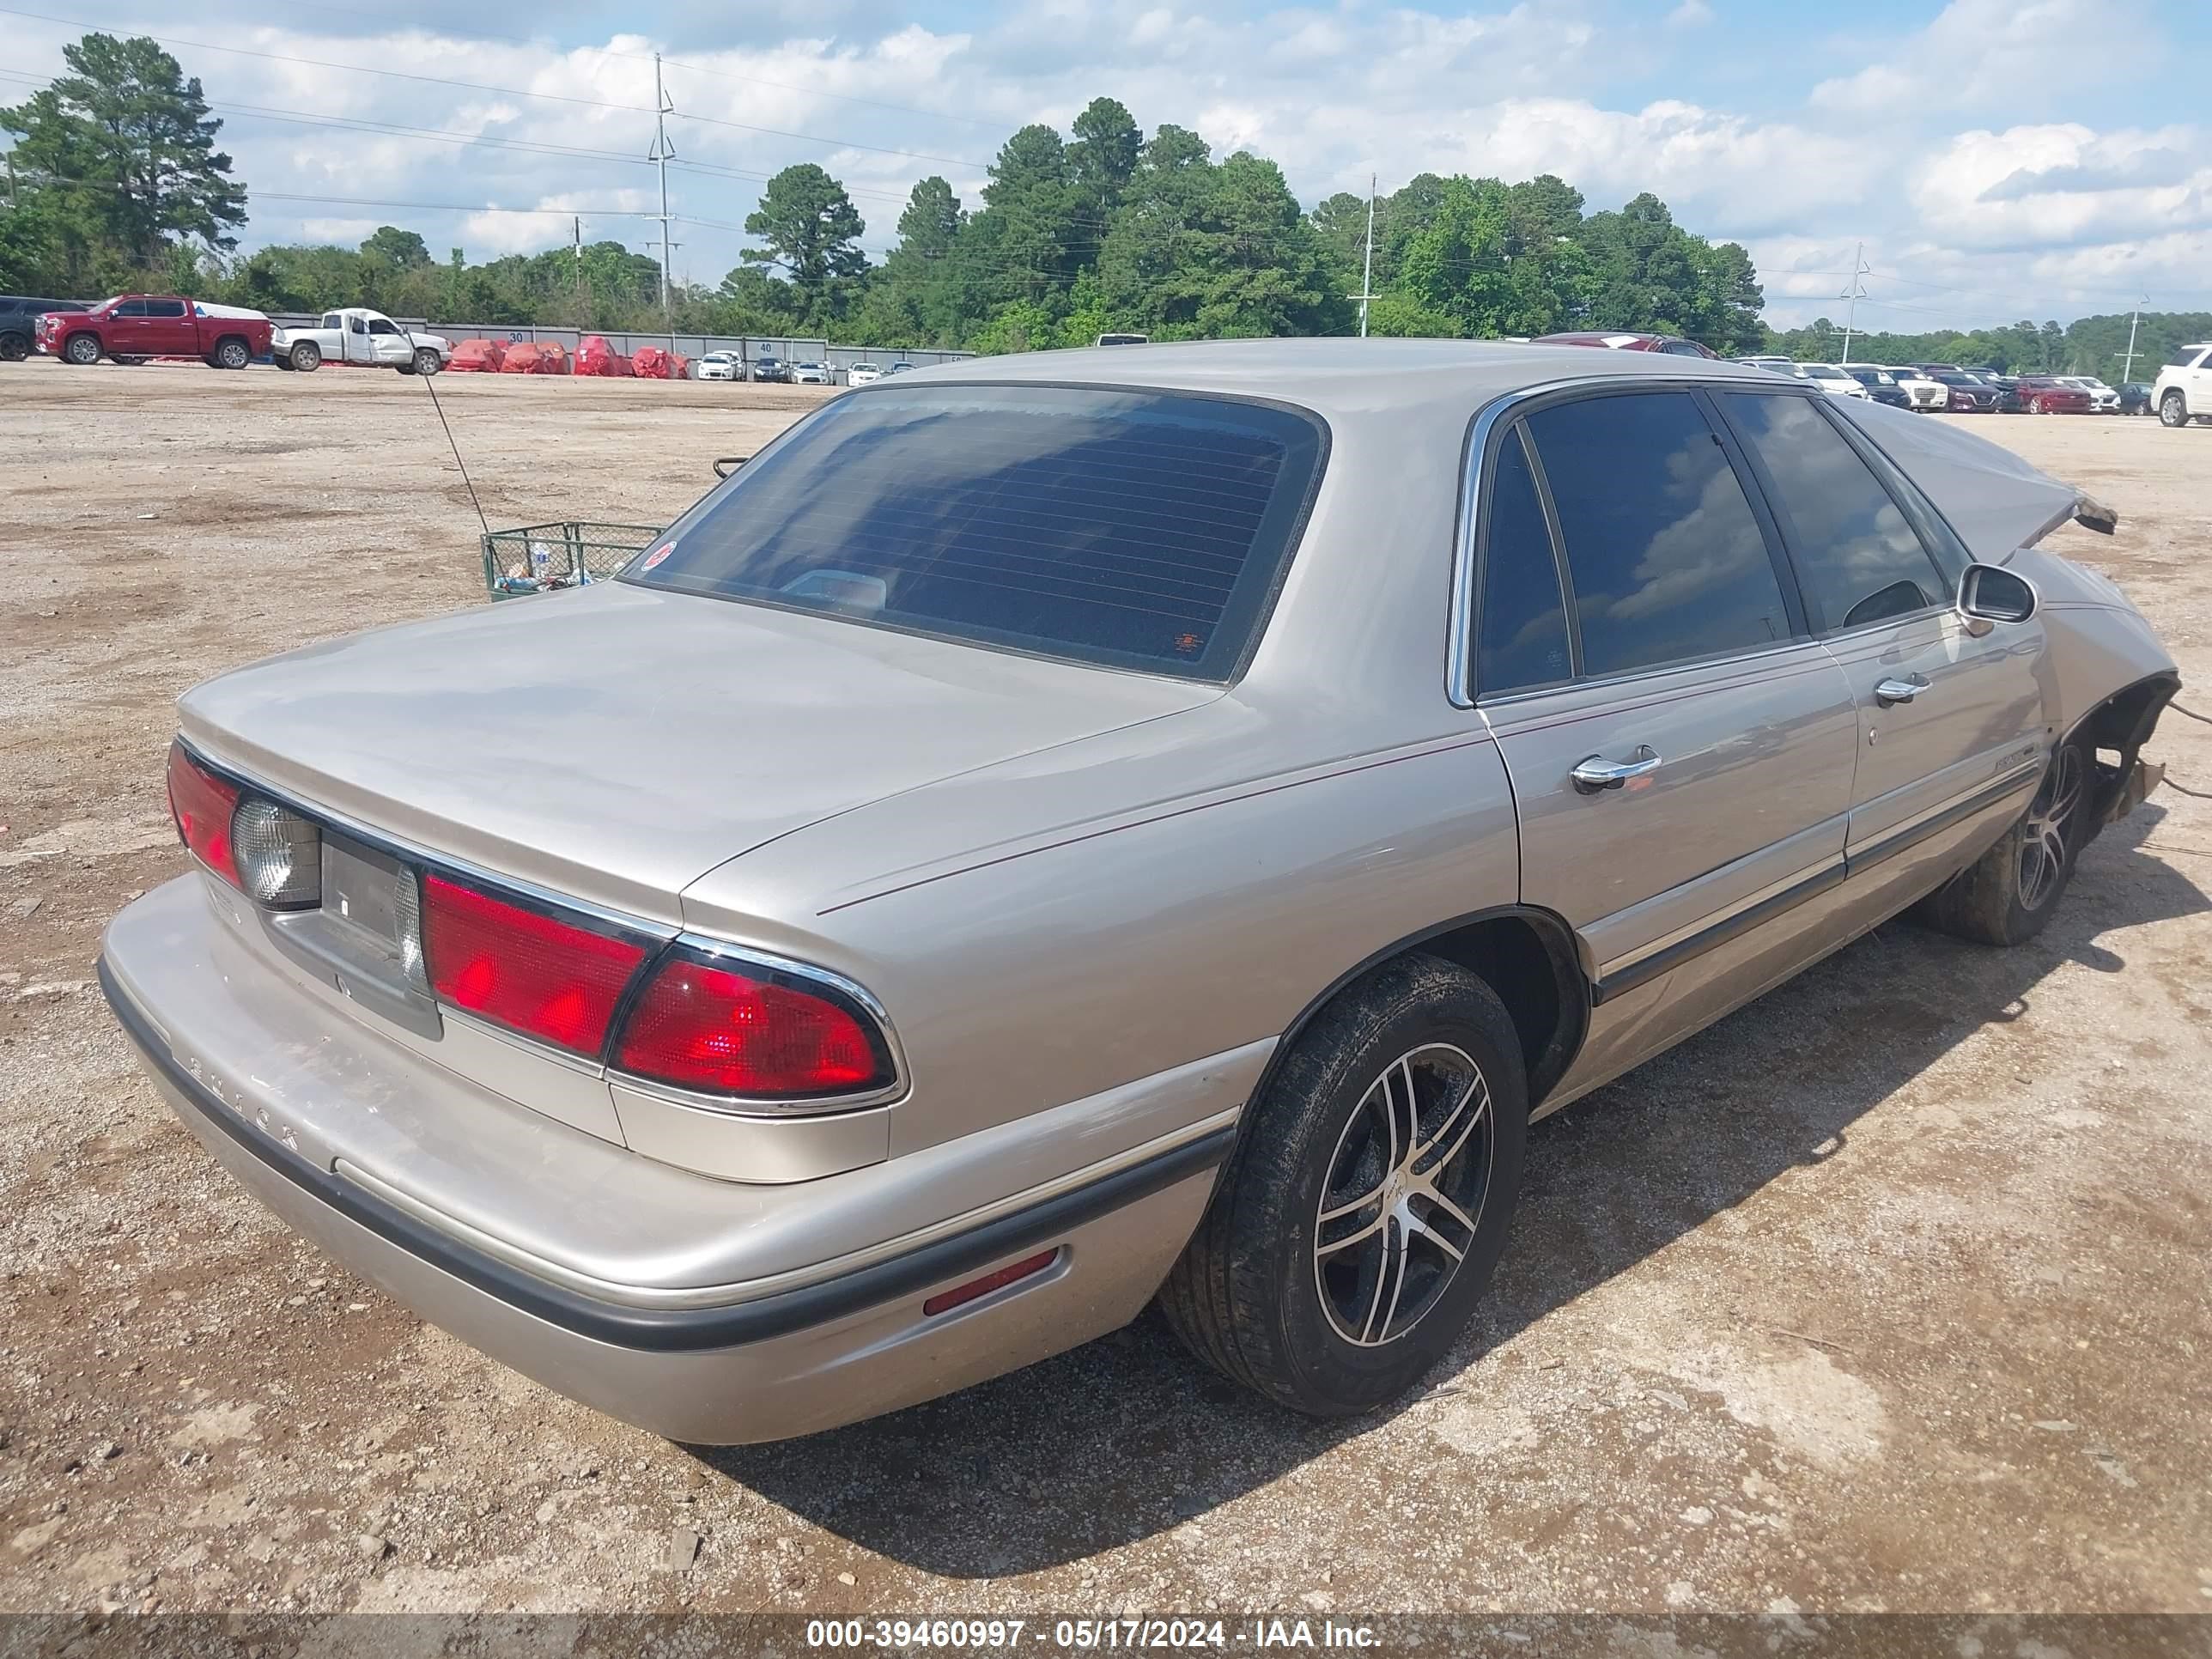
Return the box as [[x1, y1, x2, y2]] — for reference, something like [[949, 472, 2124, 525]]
[[8, 0, 2209, 330]]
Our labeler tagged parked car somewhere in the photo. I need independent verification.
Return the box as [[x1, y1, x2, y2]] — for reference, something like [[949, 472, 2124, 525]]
[[1880, 366, 1949, 411], [37, 295, 271, 368], [2055, 376, 2120, 413], [2012, 375, 2092, 415], [1733, 355, 1796, 373], [270, 308, 449, 374], [1535, 331, 1717, 358], [1096, 332, 1151, 346], [791, 362, 834, 386], [0, 295, 87, 362], [1782, 362, 1871, 399], [2152, 346, 2212, 425], [1917, 367, 1998, 412], [886, 361, 918, 375], [696, 351, 743, 382], [750, 357, 791, 384], [101, 343, 2177, 1444], [1982, 374, 2024, 413], [2118, 381, 2154, 416], [1840, 365, 1911, 408], [847, 362, 884, 386]]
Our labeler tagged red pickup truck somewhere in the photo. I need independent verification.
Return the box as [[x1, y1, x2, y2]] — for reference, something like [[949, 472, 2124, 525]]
[[37, 295, 272, 369]]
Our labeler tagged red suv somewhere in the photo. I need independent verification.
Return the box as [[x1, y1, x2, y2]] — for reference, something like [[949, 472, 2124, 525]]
[[1534, 331, 1718, 358]]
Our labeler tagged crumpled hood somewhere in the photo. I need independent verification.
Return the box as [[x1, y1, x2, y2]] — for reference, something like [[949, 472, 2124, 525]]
[[179, 583, 1216, 921], [1833, 398, 2116, 562]]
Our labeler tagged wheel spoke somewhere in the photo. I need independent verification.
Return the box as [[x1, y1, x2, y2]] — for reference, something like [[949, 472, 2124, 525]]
[[1414, 1074, 1489, 1175], [1405, 1209, 1465, 1264], [1318, 1182, 1385, 1226], [1316, 1208, 1388, 1257], [1417, 1186, 1480, 1243], [1359, 1221, 1407, 1344]]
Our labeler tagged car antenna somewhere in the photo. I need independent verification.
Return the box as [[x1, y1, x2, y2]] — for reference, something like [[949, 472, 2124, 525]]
[[417, 364, 489, 537]]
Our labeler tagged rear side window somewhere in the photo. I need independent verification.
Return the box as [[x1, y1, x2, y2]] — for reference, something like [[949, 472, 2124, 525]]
[[1522, 392, 1790, 678], [1476, 427, 1571, 695], [145, 300, 185, 318], [629, 386, 1326, 680], [1721, 392, 1947, 632]]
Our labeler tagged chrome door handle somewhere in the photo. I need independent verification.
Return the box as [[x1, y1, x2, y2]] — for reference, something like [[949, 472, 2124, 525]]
[[1875, 676, 1930, 706], [1571, 746, 1662, 793]]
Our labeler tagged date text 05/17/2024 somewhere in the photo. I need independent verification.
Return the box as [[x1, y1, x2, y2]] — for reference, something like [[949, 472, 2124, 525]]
[[805, 1620, 1383, 1650]]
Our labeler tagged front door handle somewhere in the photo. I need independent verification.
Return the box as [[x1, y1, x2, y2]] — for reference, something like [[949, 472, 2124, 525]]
[[1571, 746, 1662, 793], [1875, 675, 1931, 706]]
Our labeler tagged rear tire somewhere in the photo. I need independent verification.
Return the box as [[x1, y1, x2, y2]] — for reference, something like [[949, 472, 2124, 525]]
[[213, 337, 251, 370], [1913, 738, 2090, 947], [2160, 391, 2189, 427], [1159, 954, 1528, 1416]]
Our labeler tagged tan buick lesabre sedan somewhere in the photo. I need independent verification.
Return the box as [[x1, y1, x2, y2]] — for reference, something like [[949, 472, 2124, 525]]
[[101, 342, 2178, 1442]]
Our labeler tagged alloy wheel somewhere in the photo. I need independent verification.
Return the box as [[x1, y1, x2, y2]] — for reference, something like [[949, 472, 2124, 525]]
[[1313, 1043, 1493, 1348], [2018, 744, 2084, 911]]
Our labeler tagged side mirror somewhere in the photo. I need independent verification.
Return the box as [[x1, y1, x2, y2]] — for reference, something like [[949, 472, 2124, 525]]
[[1957, 562, 2038, 636]]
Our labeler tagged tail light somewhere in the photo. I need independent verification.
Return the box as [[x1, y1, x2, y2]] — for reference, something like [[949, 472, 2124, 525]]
[[167, 742, 242, 888], [420, 873, 649, 1055], [614, 952, 895, 1101]]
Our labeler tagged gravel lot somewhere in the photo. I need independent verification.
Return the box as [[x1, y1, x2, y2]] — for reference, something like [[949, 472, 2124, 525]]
[[2, 362, 2209, 1621]]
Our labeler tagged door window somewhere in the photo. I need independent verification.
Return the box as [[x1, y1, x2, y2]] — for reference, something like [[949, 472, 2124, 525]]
[[1719, 392, 1948, 632], [1521, 392, 1791, 678], [144, 300, 185, 318], [1475, 427, 1571, 695], [348, 315, 368, 334], [112, 300, 149, 317], [368, 319, 398, 336]]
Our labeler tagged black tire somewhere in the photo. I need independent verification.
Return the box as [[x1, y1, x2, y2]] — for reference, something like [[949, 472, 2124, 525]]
[[275, 355, 294, 371], [213, 337, 251, 370], [1159, 954, 1528, 1416], [413, 347, 443, 376], [2160, 391, 2189, 428], [62, 332, 101, 366], [0, 332, 26, 362], [1913, 738, 2091, 947], [289, 341, 321, 373]]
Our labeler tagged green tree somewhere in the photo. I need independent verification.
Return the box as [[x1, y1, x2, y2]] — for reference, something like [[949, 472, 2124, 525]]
[[738, 163, 867, 323], [968, 124, 1080, 304], [360, 225, 432, 269], [1067, 96, 1141, 229], [1, 33, 245, 269]]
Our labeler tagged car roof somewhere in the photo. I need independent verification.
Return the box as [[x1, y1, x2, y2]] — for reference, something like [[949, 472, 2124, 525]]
[[899, 337, 1783, 418]]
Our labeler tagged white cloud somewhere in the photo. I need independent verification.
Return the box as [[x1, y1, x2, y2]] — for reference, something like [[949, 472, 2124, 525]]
[[5, 0, 2206, 327]]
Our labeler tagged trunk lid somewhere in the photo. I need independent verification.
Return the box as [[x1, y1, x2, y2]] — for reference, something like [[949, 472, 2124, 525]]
[[180, 583, 1218, 921]]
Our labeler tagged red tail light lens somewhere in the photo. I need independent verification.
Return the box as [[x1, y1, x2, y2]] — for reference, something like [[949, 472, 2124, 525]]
[[614, 956, 893, 1099], [167, 742, 242, 888], [420, 873, 648, 1055]]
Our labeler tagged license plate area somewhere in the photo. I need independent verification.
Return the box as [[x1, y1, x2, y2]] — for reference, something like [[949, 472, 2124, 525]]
[[261, 832, 440, 1039], [322, 833, 407, 956]]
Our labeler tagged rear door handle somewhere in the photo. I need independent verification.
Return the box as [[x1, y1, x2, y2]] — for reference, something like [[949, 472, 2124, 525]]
[[1875, 675, 1931, 706], [1571, 746, 1662, 793]]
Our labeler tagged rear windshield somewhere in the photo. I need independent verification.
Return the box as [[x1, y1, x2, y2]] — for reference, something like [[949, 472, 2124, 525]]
[[626, 385, 1327, 679]]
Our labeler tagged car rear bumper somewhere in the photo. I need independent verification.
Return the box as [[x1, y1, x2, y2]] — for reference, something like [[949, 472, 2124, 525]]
[[100, 878, 1237, 1443]]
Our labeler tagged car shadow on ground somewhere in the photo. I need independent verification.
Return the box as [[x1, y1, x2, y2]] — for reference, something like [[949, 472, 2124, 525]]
[[693, 808, 2209, 1577]]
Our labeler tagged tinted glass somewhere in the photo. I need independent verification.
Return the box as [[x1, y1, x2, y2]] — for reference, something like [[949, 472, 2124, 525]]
[[1660, 340, 1705, 356], [112, 300, 148, 317], [1476, 428, 1571, 695], [368, 319, 398, 334], [629, 386, 1325, 679], [145, 300, 185, 317], [1723, 392, 1945, 631], [1523, 392, 1789, 677], [322, 313, 340, 328]]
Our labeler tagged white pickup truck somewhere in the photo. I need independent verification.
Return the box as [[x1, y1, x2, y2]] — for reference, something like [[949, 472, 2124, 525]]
[[2153, 343, 2212, 427], [271, 307, 451, 374]]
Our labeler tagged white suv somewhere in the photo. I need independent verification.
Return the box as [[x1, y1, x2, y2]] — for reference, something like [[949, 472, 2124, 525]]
[[2154, 344, 2212, 427]]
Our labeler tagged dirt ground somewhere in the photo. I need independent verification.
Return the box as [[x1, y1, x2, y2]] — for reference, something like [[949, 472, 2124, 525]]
[[3, 361, 2209, 1622]]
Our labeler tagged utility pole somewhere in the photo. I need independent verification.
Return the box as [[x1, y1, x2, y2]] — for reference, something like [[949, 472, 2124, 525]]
[[649, 53, 677, 348], [1351, 173, 1377, 338], [1836, 240, 1869, 366], [2119, 292, 2148, 383]]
